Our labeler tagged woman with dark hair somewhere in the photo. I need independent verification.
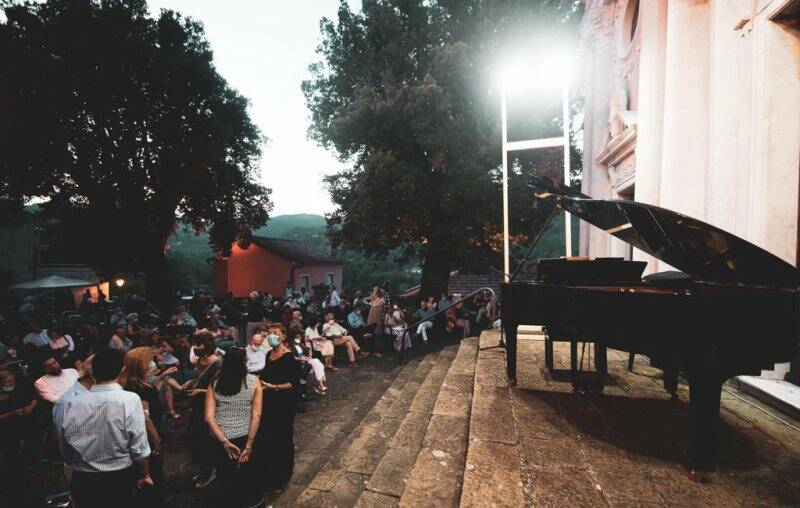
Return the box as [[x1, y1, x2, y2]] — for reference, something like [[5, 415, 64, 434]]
[[205, 347, 262, 507], [255, 325, 302, 494], [187, 332, 222, 489]]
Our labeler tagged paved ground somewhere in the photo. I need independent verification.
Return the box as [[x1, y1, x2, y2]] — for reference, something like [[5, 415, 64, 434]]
[[512, 332, 800, 507]]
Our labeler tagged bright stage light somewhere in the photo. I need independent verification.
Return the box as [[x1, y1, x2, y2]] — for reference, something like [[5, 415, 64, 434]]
[[497, 46, 574, 91]]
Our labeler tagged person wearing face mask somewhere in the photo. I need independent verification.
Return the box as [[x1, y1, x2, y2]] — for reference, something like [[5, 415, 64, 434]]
[[322, 313, 368, 366], [254, 325, 302, 494], [0, 368, 39, 507]]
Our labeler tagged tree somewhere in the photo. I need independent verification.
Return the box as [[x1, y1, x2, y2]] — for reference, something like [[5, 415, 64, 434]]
[[0, 0, 271, 310], [304, 0, 581, 299]]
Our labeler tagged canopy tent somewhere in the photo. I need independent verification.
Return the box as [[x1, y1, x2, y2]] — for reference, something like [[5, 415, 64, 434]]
[[10, 275, 97, 290]]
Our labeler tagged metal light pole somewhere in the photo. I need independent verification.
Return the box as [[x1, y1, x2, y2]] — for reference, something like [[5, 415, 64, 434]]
[[500, 72, 572, 280]]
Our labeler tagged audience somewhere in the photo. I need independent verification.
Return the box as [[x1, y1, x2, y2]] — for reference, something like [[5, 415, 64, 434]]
[[0, 281, 495, 506]]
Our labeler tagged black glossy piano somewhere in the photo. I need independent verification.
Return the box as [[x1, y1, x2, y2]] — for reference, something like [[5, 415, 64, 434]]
[[502, 176, 800, 476]]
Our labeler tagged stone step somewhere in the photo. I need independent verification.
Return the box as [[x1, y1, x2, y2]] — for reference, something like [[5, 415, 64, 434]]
[[459, 331, 526, 507], [396, 337, 479, 507], [275, 353, 433, 506], [292, 345, 461, 507]]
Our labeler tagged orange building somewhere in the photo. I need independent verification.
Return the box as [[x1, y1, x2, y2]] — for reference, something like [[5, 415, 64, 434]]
[[213, 237, 343, 298]]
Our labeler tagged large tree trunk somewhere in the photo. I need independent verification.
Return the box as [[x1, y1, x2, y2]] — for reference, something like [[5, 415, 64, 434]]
[[419, 245, 451, 302], [142, 241, 174, 314]]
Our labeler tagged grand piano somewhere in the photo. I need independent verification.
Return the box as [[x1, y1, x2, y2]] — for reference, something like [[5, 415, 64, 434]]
[[502, 175, 800, 477]]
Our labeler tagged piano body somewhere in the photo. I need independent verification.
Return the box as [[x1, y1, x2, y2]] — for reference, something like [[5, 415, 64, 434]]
[[502, 177, 800, 475]]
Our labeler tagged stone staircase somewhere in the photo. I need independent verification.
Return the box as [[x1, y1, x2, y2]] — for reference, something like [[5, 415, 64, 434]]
[[279, 337, 479, 507]]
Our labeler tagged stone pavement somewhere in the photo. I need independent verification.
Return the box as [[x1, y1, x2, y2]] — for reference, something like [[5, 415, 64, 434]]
[[481, 330, 800, 507]]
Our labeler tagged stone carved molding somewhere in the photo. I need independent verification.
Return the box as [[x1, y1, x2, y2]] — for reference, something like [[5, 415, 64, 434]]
[[580, 0, 616, 51], [586, 0, 641, 189]]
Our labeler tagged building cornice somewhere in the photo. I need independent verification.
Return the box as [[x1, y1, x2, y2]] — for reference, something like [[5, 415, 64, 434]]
[[597, 123, 637, 167]]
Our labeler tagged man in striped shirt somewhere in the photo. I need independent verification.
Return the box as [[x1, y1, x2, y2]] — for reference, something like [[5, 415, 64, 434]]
[[59, 348, 152, 507]]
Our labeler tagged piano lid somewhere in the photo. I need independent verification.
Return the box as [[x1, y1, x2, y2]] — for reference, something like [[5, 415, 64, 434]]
[[531, 176, 800, 288]]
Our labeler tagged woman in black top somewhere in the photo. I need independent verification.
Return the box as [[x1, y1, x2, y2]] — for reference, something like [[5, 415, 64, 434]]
[[255, 324, 302, 493], [187, 333, 223, 489]]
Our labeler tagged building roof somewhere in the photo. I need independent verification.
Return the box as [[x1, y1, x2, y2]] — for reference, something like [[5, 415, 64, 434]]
[[250, 236, 342, 265]]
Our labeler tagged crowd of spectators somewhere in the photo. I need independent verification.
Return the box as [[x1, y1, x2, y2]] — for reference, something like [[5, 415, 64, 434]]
[[0, 281, 496, 507]]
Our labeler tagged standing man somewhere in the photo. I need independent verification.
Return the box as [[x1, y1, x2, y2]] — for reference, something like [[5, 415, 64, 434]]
[[60, 348, 152, 507], [329, 285, 341, 308]]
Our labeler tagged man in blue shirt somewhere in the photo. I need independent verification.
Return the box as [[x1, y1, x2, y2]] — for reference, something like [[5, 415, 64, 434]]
[[60, 348, 152, 507], [413, 300, 436, 343], [347, 304, 371, 347]]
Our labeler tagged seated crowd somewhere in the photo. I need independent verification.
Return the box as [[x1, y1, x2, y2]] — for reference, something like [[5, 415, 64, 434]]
[[0, 283, 496, 507]]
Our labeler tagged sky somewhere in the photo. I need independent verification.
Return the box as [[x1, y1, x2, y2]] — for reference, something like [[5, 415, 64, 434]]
[[146, 0, 360, 216]]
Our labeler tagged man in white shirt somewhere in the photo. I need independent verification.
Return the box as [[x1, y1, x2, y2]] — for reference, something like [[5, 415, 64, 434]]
[[246, 333, 270, 374], [35, 356, 79, 403], [23, 323, 50, 348]]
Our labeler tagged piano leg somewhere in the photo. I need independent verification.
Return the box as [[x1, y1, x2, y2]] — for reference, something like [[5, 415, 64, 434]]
[[663, 366, 679, 396], [594, 344, 607, 392], [688, 365, 723, 477], [545, 336, 554, 371], [570, 340, 578, 390], [504, 320, 518, 385]]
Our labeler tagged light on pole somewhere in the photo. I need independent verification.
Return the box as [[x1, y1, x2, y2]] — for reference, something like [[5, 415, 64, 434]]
[[499, 52, 573, 283]]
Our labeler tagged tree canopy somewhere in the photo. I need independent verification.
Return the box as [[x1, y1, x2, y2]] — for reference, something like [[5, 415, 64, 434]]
[[0, 0, 271, 308], [305, 0, 582, 299]]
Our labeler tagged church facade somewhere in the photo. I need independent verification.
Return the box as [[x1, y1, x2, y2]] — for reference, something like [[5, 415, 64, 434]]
[[579, 0, 800, 273]]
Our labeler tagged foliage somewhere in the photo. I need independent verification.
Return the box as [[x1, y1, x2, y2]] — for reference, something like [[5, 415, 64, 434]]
[[304, 0, 583, 299], [0, 0, 271, 309]]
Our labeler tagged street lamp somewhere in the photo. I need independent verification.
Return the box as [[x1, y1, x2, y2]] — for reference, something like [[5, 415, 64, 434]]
[[498, 48, 574, 283], [114, 277, 126, 288]]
